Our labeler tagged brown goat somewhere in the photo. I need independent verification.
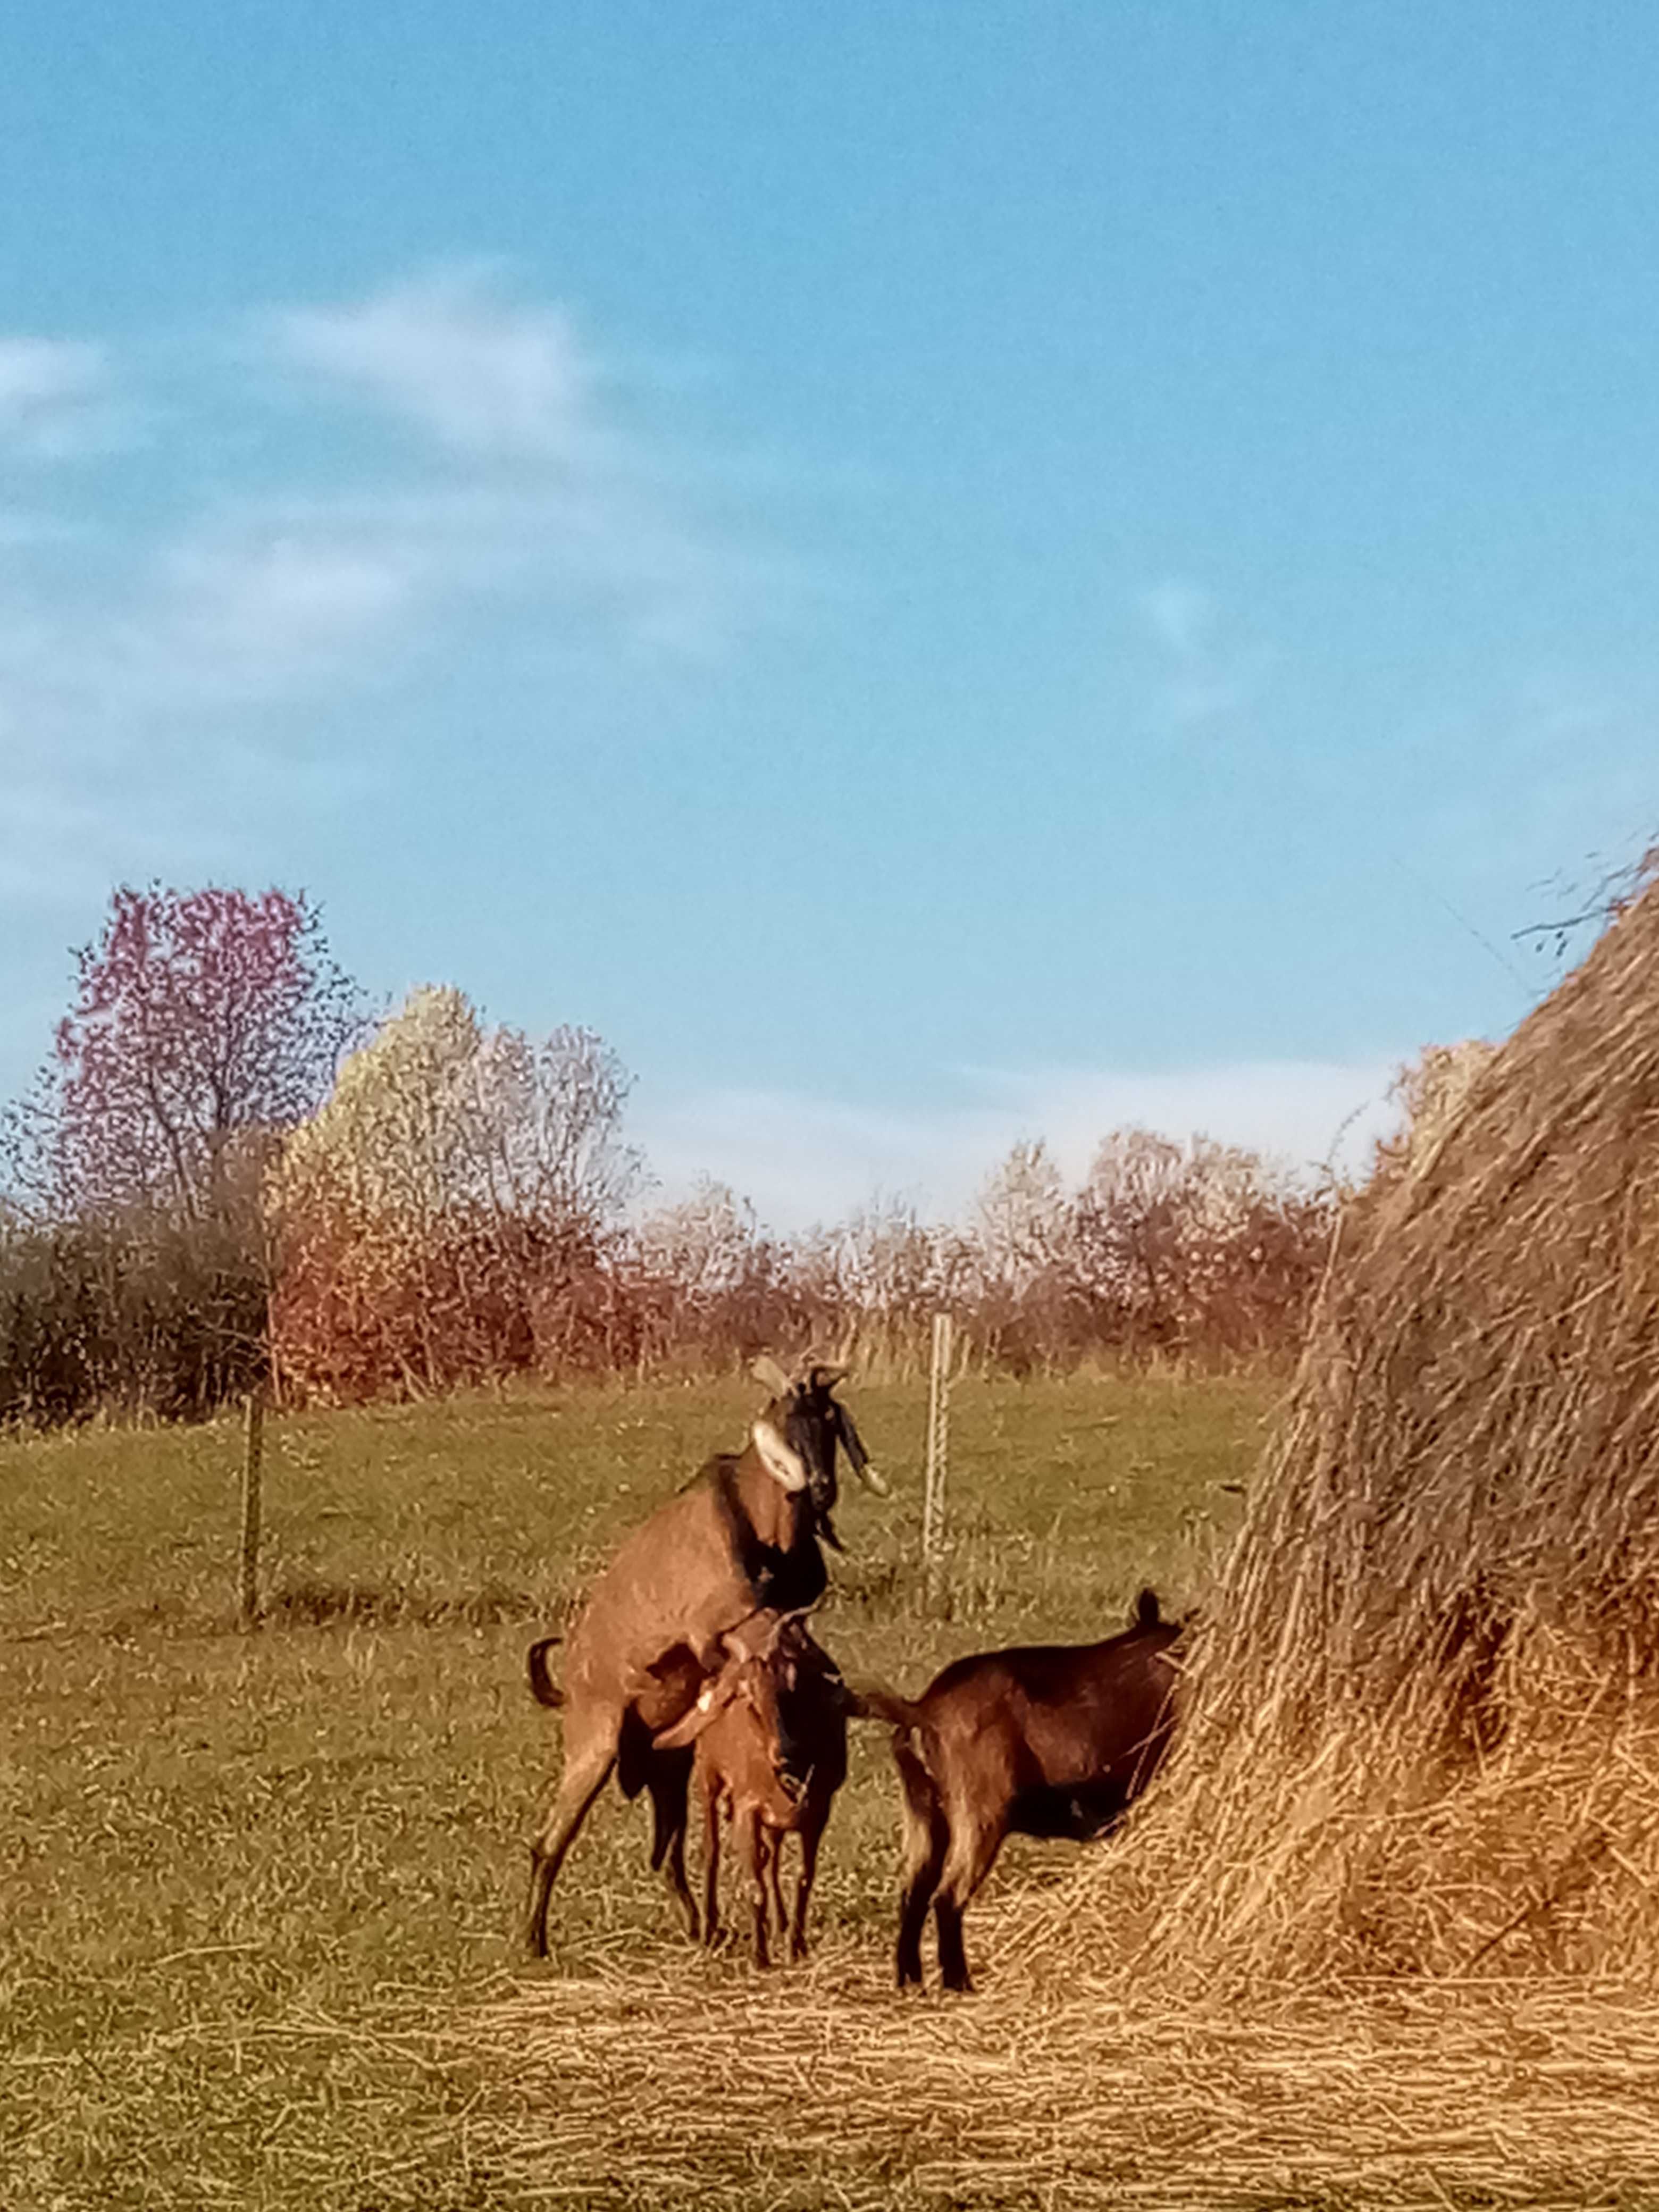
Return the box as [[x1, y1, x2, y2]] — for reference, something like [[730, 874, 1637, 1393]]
[[855, 1589, 1185, 1992], [656, 1611, 850, 1967], [523, 1361, 882, 1956]]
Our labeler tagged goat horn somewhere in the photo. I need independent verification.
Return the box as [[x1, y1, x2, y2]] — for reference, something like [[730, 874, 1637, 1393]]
[[750, 1354, 792, 1396]]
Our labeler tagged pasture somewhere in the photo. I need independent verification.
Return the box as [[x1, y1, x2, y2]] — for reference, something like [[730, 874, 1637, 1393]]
[[2, 1373, 1264, 2210]]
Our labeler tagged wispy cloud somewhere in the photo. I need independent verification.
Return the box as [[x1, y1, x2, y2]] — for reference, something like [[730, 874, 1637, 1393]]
[[271, 264, 596, 461], [635, 1056, 1404, 1231], [0, 266, 786, 910], [0, 336, 129, 460]]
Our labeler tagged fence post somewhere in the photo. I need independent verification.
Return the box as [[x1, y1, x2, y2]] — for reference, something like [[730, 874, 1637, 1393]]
[[239, 1388, 264, 1631], [923, 1312, 953, 1608]]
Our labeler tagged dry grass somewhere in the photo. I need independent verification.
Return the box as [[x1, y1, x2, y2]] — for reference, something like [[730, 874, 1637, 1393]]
[[1, 1373, 1263, 2209], [432, 1950, 1659, 2208]]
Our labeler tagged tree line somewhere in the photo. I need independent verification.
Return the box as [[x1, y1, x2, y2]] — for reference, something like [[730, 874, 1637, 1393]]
[[0, 885, 1349, 1426]]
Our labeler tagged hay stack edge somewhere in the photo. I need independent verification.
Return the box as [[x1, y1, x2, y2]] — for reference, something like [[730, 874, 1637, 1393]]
[[1055, 868, 1659, 1988]]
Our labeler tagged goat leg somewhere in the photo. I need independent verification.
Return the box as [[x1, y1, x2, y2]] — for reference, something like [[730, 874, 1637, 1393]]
[[649, 1758, 698, 1942], [745, 1808, 771, 1968], [934, 1894, 973, 1995], [524, 1738, 616, 1957], [701, 1774, 723, 1950], [789, 1820, 822, 1963], [894, 1740, 945, 1989], [766, 1826, 787, 1948], [932, 1809, 1007, 1996]]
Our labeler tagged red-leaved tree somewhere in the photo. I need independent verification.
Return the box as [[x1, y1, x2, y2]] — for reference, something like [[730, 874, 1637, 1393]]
[[0, 886, 365, 1419], [12, 885, 365, 1218]]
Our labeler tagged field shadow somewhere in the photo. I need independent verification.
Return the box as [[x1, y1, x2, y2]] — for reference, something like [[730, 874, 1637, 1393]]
[[266, 1576, 544, 1629]]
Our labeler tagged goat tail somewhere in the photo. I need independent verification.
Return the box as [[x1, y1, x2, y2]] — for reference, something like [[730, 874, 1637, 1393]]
[[526, 1635, 565, 1709], [849, 1680, 946, 1810], [845, 1679, 944, 1789], [843, 1680, 923, 1733]]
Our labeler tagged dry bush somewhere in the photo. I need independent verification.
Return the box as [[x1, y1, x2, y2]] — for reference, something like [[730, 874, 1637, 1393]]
[[0, 1204, 267, 1425], [1052, 859, 1659, 1989], [271, 1206, 633, 1399], [958, 1129, 1335, 1375]]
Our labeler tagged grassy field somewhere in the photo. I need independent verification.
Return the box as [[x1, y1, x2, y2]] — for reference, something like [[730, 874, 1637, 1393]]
[[1, 1373, 1269, 2210]]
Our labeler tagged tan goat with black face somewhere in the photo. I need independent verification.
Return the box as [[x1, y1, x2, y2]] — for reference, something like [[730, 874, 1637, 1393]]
[[523, 1360, 882, 1957], [656, 1610, 850, 1967]]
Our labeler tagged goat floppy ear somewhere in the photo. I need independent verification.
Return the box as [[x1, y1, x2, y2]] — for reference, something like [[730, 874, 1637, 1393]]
[[654, 1672, 742, 1750], [751, 1417, 808, 1492]]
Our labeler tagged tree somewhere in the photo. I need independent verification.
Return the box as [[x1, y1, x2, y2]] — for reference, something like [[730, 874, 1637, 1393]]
[[974, 1139, 1068, 1292], [7, 885, 364, 1219], [635, 1178, 763, 1301], [271, 985, 643, 1398], [276, 985, 484, 1229], [277, 985, 640, 1239]]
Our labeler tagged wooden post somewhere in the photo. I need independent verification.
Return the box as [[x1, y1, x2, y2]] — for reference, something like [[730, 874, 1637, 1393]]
[[923, 1312, 953, 1607], [239, 1388, 264, 1631]]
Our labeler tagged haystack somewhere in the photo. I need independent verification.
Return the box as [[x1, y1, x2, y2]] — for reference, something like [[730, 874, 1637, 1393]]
[[1052, 864, 1659, 1987]]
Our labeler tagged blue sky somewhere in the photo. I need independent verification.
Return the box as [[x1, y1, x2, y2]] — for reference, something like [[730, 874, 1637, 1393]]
[[3, 3, 1655, 1223]]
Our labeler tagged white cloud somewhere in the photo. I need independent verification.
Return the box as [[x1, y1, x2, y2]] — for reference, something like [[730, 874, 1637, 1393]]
[[633, 1057, 1405, 1231], [270, 265, 599, 461], [0, 337, 127, 459], [145, 525, 419, 700]]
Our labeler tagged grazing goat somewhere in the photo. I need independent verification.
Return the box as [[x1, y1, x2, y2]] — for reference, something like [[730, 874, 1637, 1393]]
[[855, 1589, 1185, 1992], [656, 1611, 850, 1967], [523, 1360, 882, 1957]]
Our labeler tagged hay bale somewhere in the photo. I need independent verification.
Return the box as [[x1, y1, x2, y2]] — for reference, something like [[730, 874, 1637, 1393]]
[[1058, 865, 1659, 1986]]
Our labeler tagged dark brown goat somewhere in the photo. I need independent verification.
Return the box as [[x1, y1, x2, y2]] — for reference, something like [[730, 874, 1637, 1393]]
[[656, 1611, 850, 1967], [854, 1589, 1184, 1992], [523, 1360, 881, 1956]]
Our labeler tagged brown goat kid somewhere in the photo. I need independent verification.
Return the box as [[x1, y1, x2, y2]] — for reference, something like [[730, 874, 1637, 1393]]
[[656, 1612, 850, 1967], [523, 1361, 881, 1957], [856, 1589, 1185, 1992]]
